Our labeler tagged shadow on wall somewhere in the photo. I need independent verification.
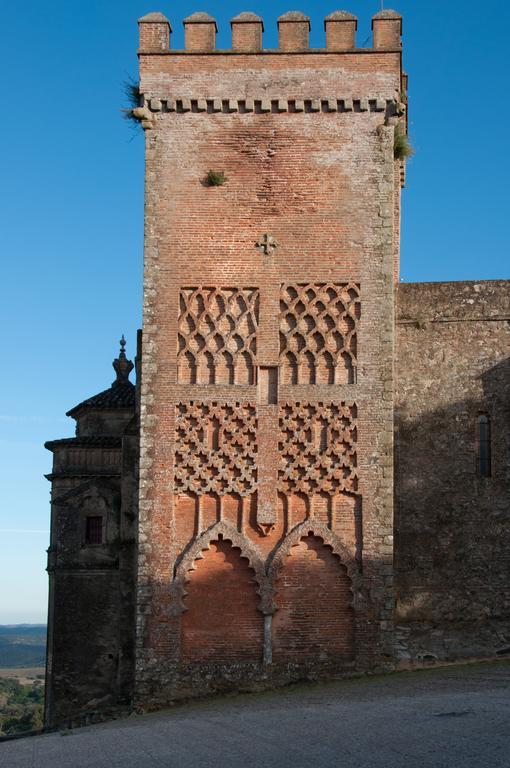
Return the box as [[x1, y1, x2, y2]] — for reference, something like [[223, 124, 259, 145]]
[[133, 527, 396, 709], [177, 535, 355, 665], [394, 356, 510, 661]]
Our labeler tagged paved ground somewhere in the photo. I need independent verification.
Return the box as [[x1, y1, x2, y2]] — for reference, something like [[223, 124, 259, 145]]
[[2, 662, 510, 767]]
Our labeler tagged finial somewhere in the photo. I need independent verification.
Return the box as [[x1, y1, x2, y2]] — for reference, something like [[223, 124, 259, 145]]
[[113, 335, 134, 386]]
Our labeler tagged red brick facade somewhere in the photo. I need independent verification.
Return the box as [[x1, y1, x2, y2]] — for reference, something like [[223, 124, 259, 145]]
[[135, 7, 404, 707], [43, 10, 510, 729]]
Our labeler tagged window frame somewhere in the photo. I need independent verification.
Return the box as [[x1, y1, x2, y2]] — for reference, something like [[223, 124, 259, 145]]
[[475, 412, 492, 479], [84, 514, 106, 546]]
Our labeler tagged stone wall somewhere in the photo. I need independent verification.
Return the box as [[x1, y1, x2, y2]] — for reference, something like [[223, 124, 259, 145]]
[[44, 434, 139, 727], [44, 345, 139, 727], [395, 280, 510, 662]]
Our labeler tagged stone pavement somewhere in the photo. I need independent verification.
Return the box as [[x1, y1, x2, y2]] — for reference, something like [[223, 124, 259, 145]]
[[2, 662, 510, 768]]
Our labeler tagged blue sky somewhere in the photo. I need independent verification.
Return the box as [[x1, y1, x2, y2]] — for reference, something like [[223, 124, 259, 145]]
[[0, 0, 508, 624]]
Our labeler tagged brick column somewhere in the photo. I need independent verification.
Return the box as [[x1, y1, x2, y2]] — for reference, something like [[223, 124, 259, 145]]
[[256, 254, 280, 530]]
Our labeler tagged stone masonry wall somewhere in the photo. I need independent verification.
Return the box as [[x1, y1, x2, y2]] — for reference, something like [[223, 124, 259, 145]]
[[136, 10, 402, 708], [395, 280, 510, 662], [45, 392, 138, 727]]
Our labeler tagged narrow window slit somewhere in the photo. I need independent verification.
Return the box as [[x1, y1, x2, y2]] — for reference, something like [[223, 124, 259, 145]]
[[476, 414, 492, 478]]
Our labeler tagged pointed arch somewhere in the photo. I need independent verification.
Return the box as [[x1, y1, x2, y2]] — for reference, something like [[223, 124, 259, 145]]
[[269, 528, 356, 663], [196, 350, 215, 384], [178, 350, 197, 384], [300, 350, 316, 384], [282, 351, 298, 385], [268, 520, 360, 588], [335, 351, 354, 385], [180, 537, 265, 664], [175, 521, 264, 582], [236, 350, 254, 385], [316, 350, 334, 385], [216, 350, 234, 384], [171, 521, 274, 616]]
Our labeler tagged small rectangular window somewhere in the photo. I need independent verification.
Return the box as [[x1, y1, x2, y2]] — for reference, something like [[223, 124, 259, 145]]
[[85, 516, 104, 545], [258, 366, 278, 405], [476, 414, 492, 478]]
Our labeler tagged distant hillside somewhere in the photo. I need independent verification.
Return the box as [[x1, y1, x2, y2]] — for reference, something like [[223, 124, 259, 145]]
[[0, 626, 46, 668]]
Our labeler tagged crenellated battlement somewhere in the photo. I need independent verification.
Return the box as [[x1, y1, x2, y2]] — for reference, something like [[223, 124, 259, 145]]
[[138, 9, 402, 53], [137, 9, 405, 122]]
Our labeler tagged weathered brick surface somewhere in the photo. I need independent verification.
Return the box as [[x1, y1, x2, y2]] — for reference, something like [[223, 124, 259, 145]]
[[272, 535, 355, 662], [44, 9, 510, 727], [181, 539, 264, 662], [372, 12, 402, 50], [138, 13, 171, 53], [278, 14, 310, 52], [395, 281, 510, 662], [325, 14, 357, 52], [231, 14, 264, 53], [183, 14, 217, 53], [136, 11, 401, 708]]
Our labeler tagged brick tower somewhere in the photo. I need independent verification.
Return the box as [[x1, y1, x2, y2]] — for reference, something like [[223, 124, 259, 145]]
[[135, 7, 405, 706], [44, 8, 510, 727]]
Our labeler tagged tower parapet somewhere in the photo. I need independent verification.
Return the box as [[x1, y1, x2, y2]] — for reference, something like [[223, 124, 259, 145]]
[[138, 12, 171, 52], [231, 12, 264, 52], [137, 9, 402, 52], [325, 11, 357, 51], [183, 11, 218, 52], [372, 9, 402, 50], [277, 11, 311, 51]]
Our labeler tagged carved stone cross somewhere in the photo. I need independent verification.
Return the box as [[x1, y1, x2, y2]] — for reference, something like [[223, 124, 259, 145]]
[[256, 233, 278, 255]]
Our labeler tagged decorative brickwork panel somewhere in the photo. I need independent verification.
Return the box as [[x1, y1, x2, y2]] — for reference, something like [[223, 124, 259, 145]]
[[279, 283, 360, 384], [272, 535, 354, 662], [175, 402, 257, 496], [178, 287, 259, 385], [278, 402, 358, 495], [181, 539, 264, 663]]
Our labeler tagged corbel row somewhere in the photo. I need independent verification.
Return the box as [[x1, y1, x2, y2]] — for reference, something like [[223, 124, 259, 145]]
[[143, 96, 398, 116]]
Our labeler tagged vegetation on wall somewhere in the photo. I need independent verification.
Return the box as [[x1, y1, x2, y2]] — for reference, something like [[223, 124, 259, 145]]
[[122, 78, 142, 131], [206, 169, 228, 187], [394, 123, 414, 160]]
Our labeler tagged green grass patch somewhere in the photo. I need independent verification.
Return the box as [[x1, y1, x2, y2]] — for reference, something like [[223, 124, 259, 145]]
[[206, 170, 228, 187], [394, 124, 414, 160]]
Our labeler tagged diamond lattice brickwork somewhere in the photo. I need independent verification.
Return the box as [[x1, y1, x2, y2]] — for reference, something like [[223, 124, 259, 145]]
[[178, 287, 259, 385], [279, 283, 360, 385]]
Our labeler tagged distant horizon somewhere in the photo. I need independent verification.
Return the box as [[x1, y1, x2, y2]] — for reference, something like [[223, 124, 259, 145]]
[[0, 623, 47, 628], [0, 614, 47, 626]]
